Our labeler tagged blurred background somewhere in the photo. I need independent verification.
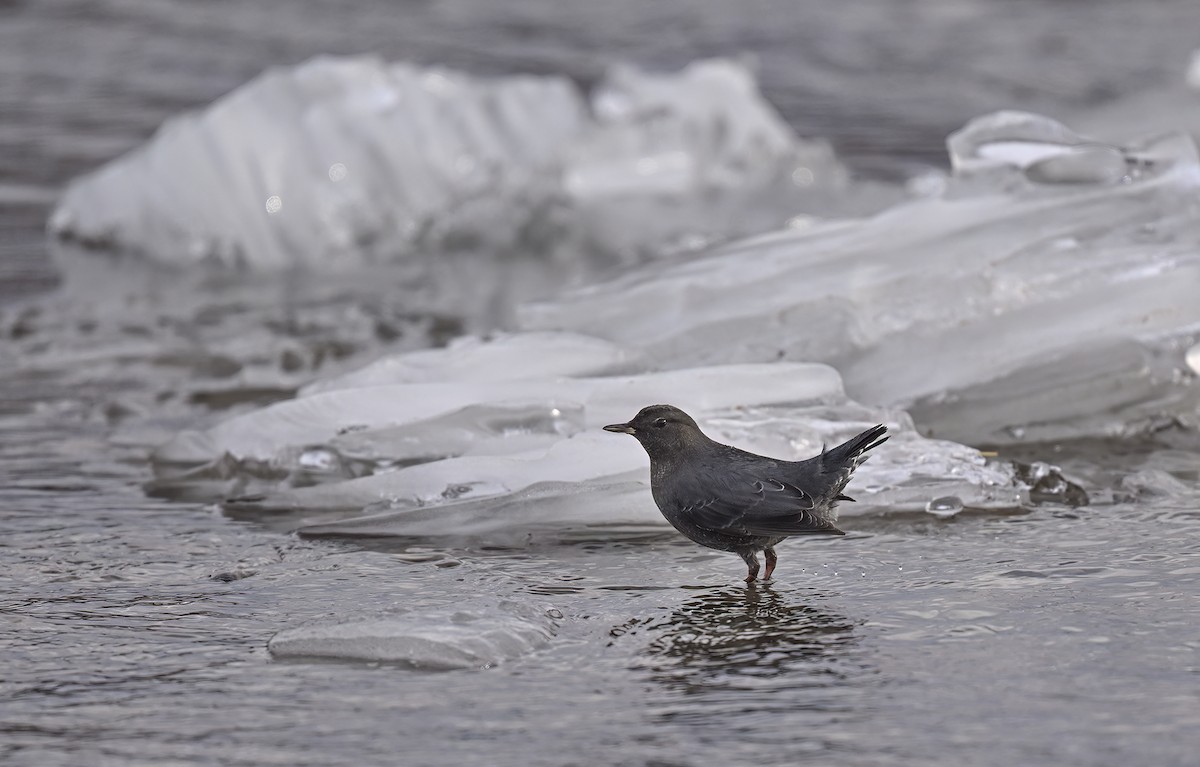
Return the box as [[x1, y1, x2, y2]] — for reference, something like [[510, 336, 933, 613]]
[[6, 0, 1200, 294]]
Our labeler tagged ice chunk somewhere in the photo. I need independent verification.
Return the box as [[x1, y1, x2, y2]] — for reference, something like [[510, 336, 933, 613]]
[[555, 58, 887, 263], [520, 112, 1200, 444], [946, 110, 1157, 186], [51, 56, 878, 277], [1118, 468, 1195, 500], [284, 431, 1016, 540], [227, 404, 1018, 540], [1186, 342, 1200, 376], [925, 496, 964, 519], [231, 432, 643, 512], [302, 332, 641, 395], [51, 57, 587, 269], [1070, 51, 1200, 150], [294, 476, 661, 541], [325, 401, 587, 469], [1012, 462, 1089, 507], [267, 598, 560, 670], [150, 332, 1020, 535], [574, 59, 805, 196], [1189, 49, 1200, 92], [153, 361, 845, 465]]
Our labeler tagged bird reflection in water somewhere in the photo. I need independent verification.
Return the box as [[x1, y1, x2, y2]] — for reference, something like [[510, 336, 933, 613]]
[[617, 585, 863, 732]]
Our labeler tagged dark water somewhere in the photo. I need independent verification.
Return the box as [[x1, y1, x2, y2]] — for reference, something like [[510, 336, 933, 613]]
[[3, 2, 1200, 765]]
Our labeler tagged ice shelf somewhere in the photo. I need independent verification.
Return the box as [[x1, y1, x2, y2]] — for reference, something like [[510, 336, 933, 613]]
[[247, 420, 1019, 540], [150, 340, 1021, 537], [520, 112, 1200, 444]]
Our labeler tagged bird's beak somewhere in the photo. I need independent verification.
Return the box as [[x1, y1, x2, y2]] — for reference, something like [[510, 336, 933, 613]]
[[603, 423, 636, 435]]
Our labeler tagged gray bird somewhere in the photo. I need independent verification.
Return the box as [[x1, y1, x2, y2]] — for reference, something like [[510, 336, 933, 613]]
[[604, 405, 887, 583]]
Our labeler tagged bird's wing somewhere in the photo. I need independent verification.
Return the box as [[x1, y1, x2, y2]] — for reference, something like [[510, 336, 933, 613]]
[[679, 474, 845, 537]]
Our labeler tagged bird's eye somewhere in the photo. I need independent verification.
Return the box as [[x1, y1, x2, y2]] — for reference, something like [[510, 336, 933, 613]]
[[653, 418, 668, 428]]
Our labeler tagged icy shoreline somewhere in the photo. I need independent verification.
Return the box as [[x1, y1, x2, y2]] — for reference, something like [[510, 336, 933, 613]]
[[155, 342, 1019, 537], [522, 113, 1200, 444], [45, 55, 1200, 534]]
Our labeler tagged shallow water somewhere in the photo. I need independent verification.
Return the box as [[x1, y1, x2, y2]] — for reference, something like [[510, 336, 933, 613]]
[[4, 2, 1200, 765], [4, 400, 1199, 766], [4, 276, 1199, 765]]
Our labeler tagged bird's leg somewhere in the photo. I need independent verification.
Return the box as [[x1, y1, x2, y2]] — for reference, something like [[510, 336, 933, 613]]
[[763, 547, 778, 581], [740, 551, 761, 583]]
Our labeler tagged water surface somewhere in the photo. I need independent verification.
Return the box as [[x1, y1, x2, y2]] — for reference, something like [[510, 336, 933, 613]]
[[3, 2, 1200, 765]]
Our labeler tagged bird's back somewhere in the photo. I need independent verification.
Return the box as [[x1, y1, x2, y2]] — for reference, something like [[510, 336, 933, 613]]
[[649, 424, 887, 539]]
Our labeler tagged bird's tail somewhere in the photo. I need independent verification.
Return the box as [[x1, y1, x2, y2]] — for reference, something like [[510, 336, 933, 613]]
[[814, 423, 888, 508], [822, 423, 889, 472]]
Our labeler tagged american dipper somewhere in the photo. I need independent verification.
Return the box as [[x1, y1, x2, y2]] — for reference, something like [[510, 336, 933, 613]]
[[605, 405, 887, 583]]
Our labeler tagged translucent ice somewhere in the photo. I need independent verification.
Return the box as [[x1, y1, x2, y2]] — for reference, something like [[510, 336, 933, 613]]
[[154, 361, 846, 465], [302, 332, 642, 395], [274, 421, 1017, 541], [199, 342, 1018, 539], [292, 476, 661, 541], [521, 112, 1200, 444], [238, 413, 1019, 518], [233, 432, 646, 513], [52, 56, 587, 269], [1187, 342, 1200, 376], [925, 496, 965, 519], [264, 412, 1017, 540], [325, 401, 587, 468], [570, 60, 806, 197], [50, 56, 879, 280], [947, 110, 1159, 186], [267, 598, 560, 670]]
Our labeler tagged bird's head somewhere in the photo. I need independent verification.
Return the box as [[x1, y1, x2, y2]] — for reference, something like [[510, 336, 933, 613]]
[[603, 404, 707, 458]]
